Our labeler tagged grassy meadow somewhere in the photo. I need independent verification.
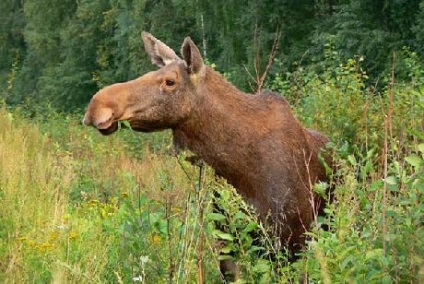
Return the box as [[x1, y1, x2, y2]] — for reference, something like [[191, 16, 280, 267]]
[[0, 54, 423, 283], [0, 108, 224, 282]]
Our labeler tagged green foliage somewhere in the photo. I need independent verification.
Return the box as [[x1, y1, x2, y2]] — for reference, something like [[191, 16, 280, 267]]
[[0, 0, 25, 73], [277, 50, 422, 283], [209, 181, 291, 283], [2, 0, 423, 109], [269, 47, 424, 156], [298, 143, 424, 283], [412, 1, 424, 55], [309, 0, 423, 79]]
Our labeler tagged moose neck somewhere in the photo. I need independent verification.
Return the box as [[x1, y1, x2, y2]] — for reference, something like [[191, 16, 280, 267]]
[[173, 67, 269, 204]]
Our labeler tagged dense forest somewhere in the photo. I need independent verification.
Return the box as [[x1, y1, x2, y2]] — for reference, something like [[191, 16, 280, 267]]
[[1, 0, 423, 110], [0, 0, 423, 283]]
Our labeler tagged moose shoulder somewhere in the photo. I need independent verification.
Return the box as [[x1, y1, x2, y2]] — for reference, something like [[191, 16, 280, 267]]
[[83, 32, 331, 274]]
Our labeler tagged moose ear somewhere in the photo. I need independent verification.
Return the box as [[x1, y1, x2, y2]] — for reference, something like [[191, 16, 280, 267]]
[[141, 32, 180, 67], [181, 37, 204, 75]]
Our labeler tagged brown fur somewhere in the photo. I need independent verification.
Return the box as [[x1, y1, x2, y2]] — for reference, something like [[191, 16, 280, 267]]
[[83, 32, 331, 275]]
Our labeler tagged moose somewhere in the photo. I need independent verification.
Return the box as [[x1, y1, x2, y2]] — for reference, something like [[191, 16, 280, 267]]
[[83, 32, 331, 281]]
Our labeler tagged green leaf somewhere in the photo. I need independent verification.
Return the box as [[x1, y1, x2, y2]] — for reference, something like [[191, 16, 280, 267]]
[[253, 260, 270, 273], [212, 230, 234, 241], [158, 220, 168, 236], [220, 245, 234, 254], [405, 154, 422, 168], [217, 254, 233, 261], [242, 222, 258, 234], [418, 144, 424, 153], [365, 249, 383, 260], [207, 212, 226, 222], [341, 255, 353, 269], [384, 176, 398, 185], [234, 211, 246, 219], [370, 180, 383, 191], [347, 154, 357, 166], [248, 246, 265, 253], [121, 120, 132, 129]]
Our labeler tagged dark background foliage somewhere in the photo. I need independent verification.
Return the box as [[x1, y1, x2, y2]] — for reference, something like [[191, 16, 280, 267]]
[[1, 0, 423, 110]]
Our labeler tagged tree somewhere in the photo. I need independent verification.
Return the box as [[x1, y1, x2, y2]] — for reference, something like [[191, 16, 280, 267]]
[[309, 0, 423, 81], [0, 0, 25, 101], [1, 0, 423, 110]]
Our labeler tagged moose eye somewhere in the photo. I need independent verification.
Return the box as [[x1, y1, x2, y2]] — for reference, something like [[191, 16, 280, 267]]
[[165, 79, 175, 87]]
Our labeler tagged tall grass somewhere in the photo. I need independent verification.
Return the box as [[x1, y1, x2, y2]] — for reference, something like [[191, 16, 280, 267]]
[[0, 110, 72, 282], [0, 108, 223, 282]]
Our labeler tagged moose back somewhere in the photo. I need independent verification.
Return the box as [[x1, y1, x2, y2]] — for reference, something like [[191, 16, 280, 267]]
[[83, 32, 330, 269]]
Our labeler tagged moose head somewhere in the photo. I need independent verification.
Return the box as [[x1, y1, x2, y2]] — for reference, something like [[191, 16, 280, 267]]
[[83, 32, 206, 135]]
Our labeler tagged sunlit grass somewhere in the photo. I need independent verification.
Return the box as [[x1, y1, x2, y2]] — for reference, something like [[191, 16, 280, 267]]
[[0, 109, 71, 282], [0, 108, 220, 282]]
